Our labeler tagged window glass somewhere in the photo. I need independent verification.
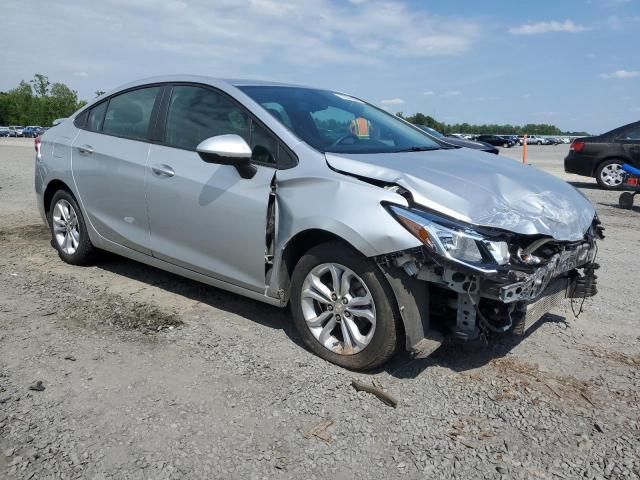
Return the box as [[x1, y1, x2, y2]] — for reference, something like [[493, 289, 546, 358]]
[[261, 102, 293, 129], [87, 102, 108, 132], [250, 121, 278, 165], [238, 86, 440, 154], [165, 86, 249, 150], [102, 87, 160, 140], [278, 144, 297, 169], [623, 128, 640, 140]]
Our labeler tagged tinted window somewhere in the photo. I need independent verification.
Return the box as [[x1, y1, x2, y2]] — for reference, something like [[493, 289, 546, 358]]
[[623, 127, 640, 140], [165, 86, 249, 150], [250, 121, 278, 165], [87, 102, 108, 131], [238, 86, 440, 154], [102, 87, 160, 141]]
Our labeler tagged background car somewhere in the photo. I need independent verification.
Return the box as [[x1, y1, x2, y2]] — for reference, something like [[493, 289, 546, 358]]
[[0, 126, 10, 137], [23, 126, 43, 138], [565, 120, 640, 189], [524, 135, 545, 145], [475, 134, 516, 147], [9, 126, 25, 137], [415, 125, 499, 154]]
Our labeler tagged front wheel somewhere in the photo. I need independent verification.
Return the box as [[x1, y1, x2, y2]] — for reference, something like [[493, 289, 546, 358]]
[[290, 242, 400, 370]]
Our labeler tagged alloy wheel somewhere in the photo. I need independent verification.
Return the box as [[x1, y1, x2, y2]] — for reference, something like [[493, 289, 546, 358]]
[[300, 263, 376, 355], [52, 199, 80, 255], [600, 163, 623, 187]]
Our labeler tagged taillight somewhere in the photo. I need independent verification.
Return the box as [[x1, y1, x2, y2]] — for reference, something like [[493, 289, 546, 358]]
[[570, 140, 585, 152], [35, 135, 41, 158]]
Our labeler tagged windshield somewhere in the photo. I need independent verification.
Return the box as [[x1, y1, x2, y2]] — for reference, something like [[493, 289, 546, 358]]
[[238, 86, 440, 154]]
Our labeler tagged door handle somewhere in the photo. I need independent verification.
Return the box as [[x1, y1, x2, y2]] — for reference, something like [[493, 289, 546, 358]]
[[151, 164, 175, 178], [77, 144, 93, 155]]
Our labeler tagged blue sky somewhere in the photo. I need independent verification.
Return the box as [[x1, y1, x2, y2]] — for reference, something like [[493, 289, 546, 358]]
[[1, 0, 638, 133]]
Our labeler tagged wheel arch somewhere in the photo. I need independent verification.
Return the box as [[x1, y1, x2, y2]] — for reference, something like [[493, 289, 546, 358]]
[[277, 229, 360, 303], [592, 156, 627, 176], [43, 179, 76, 217]]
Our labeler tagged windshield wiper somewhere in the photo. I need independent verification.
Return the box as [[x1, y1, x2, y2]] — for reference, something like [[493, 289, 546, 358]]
[[394, 146, 440, 152]]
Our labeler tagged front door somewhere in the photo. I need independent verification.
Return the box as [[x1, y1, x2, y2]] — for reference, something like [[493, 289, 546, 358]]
[[620, 125, 640, 167], [146, 85, 278, 292]]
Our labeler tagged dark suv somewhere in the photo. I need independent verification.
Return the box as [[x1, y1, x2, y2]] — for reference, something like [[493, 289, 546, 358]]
[[476, 135, 516, 148], [564, 121, 640, 189]]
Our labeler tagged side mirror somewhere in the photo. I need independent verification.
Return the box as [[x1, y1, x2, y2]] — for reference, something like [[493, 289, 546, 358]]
[[196, 134, 257, 179]]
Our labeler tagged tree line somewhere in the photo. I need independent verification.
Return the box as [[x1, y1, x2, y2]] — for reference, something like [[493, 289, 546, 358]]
[[396, 112, 589, 136], [0, 74, 87, 126]]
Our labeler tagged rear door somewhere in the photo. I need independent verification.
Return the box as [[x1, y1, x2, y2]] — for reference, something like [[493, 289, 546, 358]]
[[72, 86, 161, 254], [146, 84, 285, 292], [619, 125, 640, 166]]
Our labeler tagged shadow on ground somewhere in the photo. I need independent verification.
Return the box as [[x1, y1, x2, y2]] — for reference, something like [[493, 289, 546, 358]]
[[568, 181, 601, 190], [95, 253, 304, 347], [383, 313, 568, 379], [92, 253, 569, 378]]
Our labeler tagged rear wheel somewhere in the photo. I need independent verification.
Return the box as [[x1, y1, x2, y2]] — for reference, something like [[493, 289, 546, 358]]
[[290, 242, 400, 370], [49, 190, 97, 265], [596, 159, 624, 189]]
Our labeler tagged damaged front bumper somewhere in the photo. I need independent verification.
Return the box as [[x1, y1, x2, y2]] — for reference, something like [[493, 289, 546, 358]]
[[376, 224, 601, 358]]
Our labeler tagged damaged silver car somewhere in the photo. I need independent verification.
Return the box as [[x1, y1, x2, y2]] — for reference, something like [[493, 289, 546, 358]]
[[35, 76, 603, 370]]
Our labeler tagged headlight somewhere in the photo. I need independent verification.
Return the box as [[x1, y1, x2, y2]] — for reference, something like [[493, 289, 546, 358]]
[[387, 205, 510, 269]]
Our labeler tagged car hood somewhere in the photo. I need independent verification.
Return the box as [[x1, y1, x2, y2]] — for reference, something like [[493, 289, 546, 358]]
[[325, 148, 596, 241]]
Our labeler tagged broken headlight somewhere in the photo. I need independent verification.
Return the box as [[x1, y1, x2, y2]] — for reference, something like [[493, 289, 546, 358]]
[[387, 205, 510, 271]]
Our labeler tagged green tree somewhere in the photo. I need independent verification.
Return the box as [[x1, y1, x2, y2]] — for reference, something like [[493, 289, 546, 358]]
[[30, 74, 50, 97]]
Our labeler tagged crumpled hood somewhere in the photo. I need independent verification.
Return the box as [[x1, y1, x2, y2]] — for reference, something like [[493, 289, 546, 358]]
[[326, 148, 596, 241]]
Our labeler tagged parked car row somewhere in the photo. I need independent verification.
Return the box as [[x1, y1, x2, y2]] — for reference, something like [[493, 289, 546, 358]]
[[0, 125, 47, 137], [448, 133, 572, 145]]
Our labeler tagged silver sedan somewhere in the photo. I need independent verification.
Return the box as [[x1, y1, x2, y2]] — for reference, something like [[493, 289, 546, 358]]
[[35, 76, 602, 370]]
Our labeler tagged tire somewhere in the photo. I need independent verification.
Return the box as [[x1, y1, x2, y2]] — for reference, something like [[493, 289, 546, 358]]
[[290, 241, 400, 370], [537, 141, 542, 145], [595, 159, 625, 190], [48, 190, 97, 265], [619, 192, 634, 209]]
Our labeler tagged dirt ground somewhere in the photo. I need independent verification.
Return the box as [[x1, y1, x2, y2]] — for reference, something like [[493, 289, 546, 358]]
[[1, 138, 638, 479]]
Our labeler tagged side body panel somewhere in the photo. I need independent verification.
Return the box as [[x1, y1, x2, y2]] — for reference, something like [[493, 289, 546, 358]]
[[146, 144, 275, 293], [71, 130, 151, 254], [35, 121, 80, 224]]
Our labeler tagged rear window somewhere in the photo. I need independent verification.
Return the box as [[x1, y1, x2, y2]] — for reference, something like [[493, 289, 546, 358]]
[[102, 87, 160, 141]]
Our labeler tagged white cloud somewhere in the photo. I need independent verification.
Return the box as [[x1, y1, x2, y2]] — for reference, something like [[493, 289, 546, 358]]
[[509, 20, 590, 35], [423, 90, 434, 95], [73, 71, 89, 77], [442, 90, 462, 97], [380, 98, 404, 105], [600, 70, 640, 79]]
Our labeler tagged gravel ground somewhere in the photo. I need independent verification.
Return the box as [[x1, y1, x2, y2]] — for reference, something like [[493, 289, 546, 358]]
[[0, 138, 639, 479]]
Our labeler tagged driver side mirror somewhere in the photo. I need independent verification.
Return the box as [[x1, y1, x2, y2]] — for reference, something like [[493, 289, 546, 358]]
[[196, 134, 257, 179]]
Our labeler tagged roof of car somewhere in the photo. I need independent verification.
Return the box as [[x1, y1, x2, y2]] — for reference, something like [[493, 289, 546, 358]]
[[110, 75, 312, 93]]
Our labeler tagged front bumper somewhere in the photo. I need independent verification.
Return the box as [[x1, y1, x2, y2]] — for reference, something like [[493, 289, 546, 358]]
[[377, 236, 599, 356]]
